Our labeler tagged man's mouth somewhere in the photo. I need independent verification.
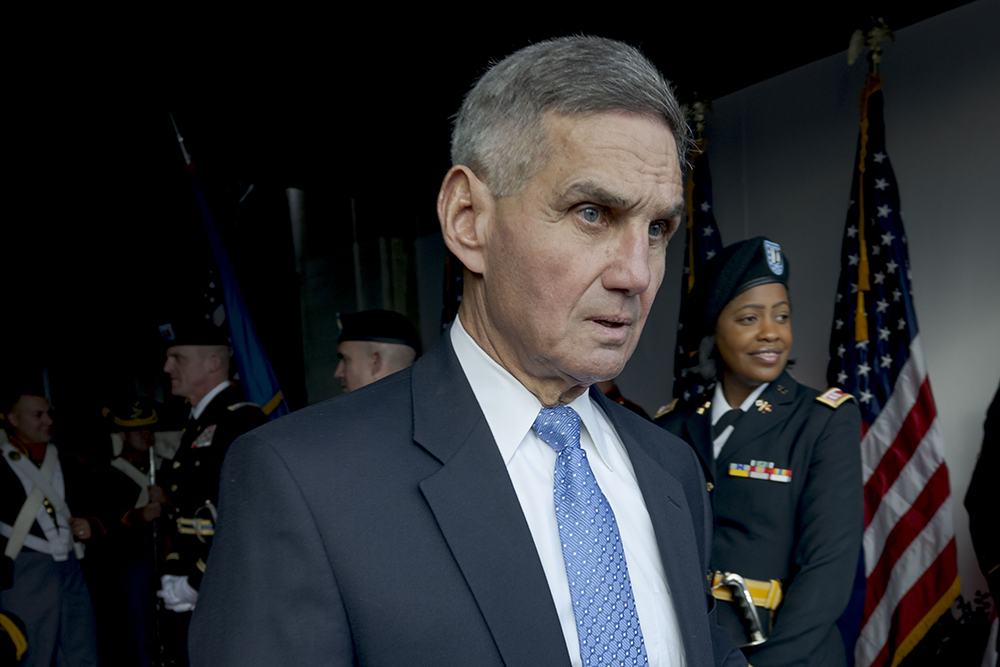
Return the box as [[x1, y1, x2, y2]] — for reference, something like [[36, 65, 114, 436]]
[[592, 316, 632, 329]]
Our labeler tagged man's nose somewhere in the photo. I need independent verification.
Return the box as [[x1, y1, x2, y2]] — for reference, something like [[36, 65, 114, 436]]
[[603, 226, 652, 296], [334, 361, 345, 379]]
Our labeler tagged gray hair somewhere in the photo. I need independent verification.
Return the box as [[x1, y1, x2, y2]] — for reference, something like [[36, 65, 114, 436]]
[[451, 35, 692, 198]]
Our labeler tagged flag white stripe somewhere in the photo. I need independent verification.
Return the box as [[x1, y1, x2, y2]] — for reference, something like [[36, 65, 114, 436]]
[[860, 337, 927, 484], [863, 419, 945, 574], [857, 497, 955, 665]]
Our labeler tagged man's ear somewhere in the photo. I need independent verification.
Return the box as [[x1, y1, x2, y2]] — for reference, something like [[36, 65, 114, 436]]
[[437, 165, 492, 275], [369, 350, 383, 377]]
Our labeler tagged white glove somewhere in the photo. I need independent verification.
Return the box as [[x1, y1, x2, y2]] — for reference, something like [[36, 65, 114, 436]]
[[158, 574, 199, 612]]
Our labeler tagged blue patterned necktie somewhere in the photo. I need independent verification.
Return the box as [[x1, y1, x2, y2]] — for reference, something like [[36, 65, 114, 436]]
[[532, 406, 649, 666]]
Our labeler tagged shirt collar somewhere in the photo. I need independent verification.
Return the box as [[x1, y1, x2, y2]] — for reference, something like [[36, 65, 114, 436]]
[[191, 380, 231, 420], [449, 316, 615, 471], [710, 380, 769, 425]]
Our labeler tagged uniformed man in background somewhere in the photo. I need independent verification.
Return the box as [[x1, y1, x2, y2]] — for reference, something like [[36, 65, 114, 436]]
[[86, 398, 168, 667], [155, 320, 267, 665], [334, 309, 421, 393], [1, 390, 98, 667]]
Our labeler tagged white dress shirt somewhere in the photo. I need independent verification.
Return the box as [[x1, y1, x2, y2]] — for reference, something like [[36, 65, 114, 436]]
[[451, 316, 685, 667], [191, 380, 231, 420], [709, 381, 769, 459]]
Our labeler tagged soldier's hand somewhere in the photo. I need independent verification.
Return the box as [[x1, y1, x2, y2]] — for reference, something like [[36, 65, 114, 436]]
[[70, 517, 91, 540], [142, 502, 163, 522], [148, 485, 168, 504]]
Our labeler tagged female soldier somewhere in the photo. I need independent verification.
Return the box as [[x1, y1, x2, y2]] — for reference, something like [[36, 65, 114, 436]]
[[656, 237, 863, 667]]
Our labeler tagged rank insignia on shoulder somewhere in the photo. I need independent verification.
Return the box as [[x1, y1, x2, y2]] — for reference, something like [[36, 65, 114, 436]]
[[654, 399, 679, 419], [228, 402, 261, 411], [191, 424, 217, 449], [696, 400, 711, 415], [729, 461, 792, 483], [816, 388, 856, 409]]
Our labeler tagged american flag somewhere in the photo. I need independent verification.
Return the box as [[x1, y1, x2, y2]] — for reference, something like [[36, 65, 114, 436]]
[[827, 74, 960, 667], [673, 140, 724, 402]]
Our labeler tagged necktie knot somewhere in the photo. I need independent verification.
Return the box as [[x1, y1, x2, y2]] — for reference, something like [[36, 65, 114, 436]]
[[531, 406, 581, 454]]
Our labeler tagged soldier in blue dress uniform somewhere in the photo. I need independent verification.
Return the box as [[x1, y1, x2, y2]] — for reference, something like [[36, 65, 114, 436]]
[[655, 237, 864, 667]]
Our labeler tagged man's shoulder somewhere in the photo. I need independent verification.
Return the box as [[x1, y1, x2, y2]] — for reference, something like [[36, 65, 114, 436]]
[[246, 368, 414, 448]]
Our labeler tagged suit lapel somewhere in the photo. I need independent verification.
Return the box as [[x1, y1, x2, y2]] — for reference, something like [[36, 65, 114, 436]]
[[412, 335, 571, 667], [596, 390, 716, 667], [719, 371, 798, 462]]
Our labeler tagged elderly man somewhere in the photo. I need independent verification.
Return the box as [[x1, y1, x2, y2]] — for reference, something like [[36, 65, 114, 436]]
[[1, 391, 98, 667], [190, 37, 744, 667], [334, 309, 421, 392], [156, 321, 267, 665]]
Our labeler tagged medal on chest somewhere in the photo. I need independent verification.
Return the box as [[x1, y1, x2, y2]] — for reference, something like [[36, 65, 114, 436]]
[[191, 424, 217, 449]]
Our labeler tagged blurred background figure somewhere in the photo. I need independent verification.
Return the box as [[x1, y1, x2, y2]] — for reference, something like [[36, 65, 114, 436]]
[[1, 390, 98, 667], [155, 317, 267, 666], [966, 381, 999, 661], [84, 398, 169, 667], [596, 379, 650, 420], [655, 237, 863, 666], [334, 310, 421, 393]]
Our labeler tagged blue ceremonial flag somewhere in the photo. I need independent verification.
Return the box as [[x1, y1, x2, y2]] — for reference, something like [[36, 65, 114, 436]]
[[171, 114, 289, 420], [827, 75, 957, 667], [673, 140, 724, 402]]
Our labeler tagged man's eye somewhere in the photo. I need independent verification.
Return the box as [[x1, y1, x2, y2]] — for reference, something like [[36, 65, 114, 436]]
[[580, 207, 601, 223], [649, 222, 667, 240]]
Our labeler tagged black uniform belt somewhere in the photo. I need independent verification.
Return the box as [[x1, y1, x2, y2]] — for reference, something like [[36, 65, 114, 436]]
[[710, 572, 783, 610]]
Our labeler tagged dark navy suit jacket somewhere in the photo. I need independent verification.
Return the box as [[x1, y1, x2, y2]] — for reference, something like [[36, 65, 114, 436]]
[[189, 334, 745, 667]]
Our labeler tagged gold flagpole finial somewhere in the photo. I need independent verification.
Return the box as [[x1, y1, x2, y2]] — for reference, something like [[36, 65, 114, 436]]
[[848, 17, 895, 74], [681, 97, 711, 142]]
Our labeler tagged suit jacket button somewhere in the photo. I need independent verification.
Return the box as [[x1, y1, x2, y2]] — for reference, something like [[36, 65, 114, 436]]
[[171, 484, 178, 492], [706, 482, 714, 492], [194, 460, 201, 466], [173, 461, 181, 469]]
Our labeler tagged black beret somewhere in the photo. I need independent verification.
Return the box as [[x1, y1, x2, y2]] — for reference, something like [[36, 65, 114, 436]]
[[102, 397, 160, 431], [157, 316, 230, 347], [695, 236, 790, 337], [338, 310, 421, 355]]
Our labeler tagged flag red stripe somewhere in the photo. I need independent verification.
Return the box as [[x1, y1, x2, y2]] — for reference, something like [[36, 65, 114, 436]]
[[862, 462, 950, 618], [863, 377, 936, 526], [867, 540, 958, 667]]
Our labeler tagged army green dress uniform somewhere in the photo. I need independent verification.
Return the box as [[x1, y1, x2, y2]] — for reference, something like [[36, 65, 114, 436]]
[[158, 383, 266, 589], [656, 237, 864, 667]]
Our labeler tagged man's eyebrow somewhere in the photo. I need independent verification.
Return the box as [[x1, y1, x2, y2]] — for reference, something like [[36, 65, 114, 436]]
[[560, 182, 633, 209], [559, 182, 684, 221]]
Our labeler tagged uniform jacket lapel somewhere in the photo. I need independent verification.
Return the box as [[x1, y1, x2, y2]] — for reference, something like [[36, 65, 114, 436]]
[[411, 335, 572, 667], [684, 401, 715, 482], [719, 371, 799, 462]]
